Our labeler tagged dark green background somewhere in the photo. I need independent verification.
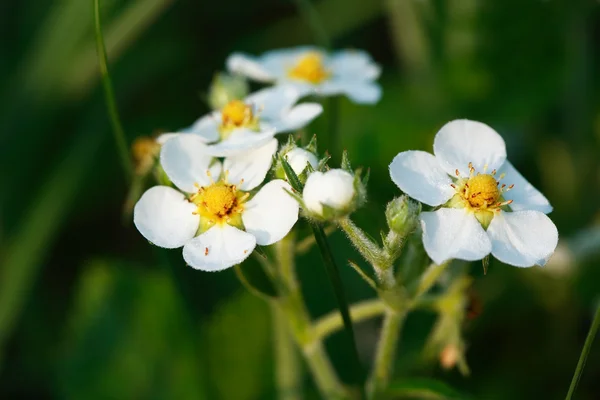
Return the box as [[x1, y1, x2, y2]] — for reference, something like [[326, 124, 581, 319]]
[[1, 0, 599, 398]]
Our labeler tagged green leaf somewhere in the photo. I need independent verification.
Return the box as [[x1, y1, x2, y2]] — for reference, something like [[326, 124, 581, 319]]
[[386, 378, 468, 400], [280, 155, 304, 191]]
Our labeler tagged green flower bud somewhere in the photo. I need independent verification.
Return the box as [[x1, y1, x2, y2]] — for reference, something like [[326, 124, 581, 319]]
[[385, 196, 421, 235], [207, 72, 249, 110]]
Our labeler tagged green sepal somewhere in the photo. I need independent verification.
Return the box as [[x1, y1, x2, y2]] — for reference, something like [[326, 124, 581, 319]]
[[341, 149, 352, 172], [305, 134, 318, 153]]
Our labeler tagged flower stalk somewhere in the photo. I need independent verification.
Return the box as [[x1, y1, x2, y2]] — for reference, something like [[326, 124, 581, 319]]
[[271, 303, 302, 400], [93, 0, 133, 180]]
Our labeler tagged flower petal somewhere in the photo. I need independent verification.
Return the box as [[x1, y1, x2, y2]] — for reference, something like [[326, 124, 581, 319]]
[[226, 53, 275, 82], [160, 134, 217, 193], [319, 80, 382, 104], [487, 210, 558, 267], [242, 180, 299, 246], [273, 103, 323, 133], [245, 85, 302, 120], [223, 139, 278, 191], [204, 127, 277, 157], [497, 161, 552, 214], [133, 186, 199, 249], [185, 113, 221, 142], [328, 49, 381, 80], [433, 119, 507, 176], [156, 133, 179, 145], [389, 151, 455, 206], [420, 208, 492, 265], [183, 224, 256, 271]]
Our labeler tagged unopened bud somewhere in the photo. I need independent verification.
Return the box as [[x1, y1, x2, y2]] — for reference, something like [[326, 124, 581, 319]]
[[208, 72, 249, 110], [303, 169, 356, 218], [132, 136, 160, 175], [385, 196, 421, 235], [285, 147, 318, 175]]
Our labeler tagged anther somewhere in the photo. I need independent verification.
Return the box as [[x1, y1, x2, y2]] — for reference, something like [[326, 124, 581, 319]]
[[450, 183, 456, 188], [491, 169, 497, 175], [455, 169, 460, 177], [508, 184, 514, 190]]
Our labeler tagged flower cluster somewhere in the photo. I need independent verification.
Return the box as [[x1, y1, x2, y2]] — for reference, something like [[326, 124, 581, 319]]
[[133, 46, 381, 271]]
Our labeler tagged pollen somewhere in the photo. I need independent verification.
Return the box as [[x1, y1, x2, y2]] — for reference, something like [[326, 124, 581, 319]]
[[465, 174, 500, 208], [221, 100, 251, 127], [190, 180, 249, 229], [288, 52, 330, 84]]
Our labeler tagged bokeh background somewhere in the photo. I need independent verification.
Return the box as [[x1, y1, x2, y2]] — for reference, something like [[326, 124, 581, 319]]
[[1, 0, 600, 398]]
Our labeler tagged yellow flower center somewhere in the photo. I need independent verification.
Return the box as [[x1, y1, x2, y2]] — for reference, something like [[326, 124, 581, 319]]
[[219, 100, 259, 138], [288, 53, 330, 84], [446, 162, 514, 229], [190, 180, 249, 231], [464, 174, 500, 208]]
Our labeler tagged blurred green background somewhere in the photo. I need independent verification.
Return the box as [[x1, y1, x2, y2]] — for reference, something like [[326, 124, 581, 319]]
[[1, 0, 600, 398]]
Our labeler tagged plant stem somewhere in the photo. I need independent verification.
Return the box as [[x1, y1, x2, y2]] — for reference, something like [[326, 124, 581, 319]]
[[315, 299, 386, 340], [272, 303, 303, 400], [565, 303, 600, 400], [94, 0, 133, 180], [367, 307, 406, 400], [414, 261, 450, 298], [338, 217, 384, 268], [310, 223, 366, 397], [275, 234, 348, 399], [291, 0, 331, 49]]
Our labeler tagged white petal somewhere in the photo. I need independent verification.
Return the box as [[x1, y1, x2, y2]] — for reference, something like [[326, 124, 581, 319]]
[[260, 46, 324, 79], [186, 113, 221, 143], [497, 161, 552, 213], [245, 86, 302, 120], [133, 186, 199, 249], [319, 81, 381, 104], [273, 103, 323, 133], [156, 133, 179, 146], [183, 224, 256, 271], [328, 49, 381, 80], [226, 53, 275, 82], [433, 119, 507, 176], [420, 209, 492, 265], [160, 134, 216, 193], [487, 211, 558, 267], [223, 139, 278, 191], [242, 180, 299, 246], [284, 147, 318, 175], [303, 169, 355, 216], [389, 151, 455, 206], [204, 127, 277, 157]]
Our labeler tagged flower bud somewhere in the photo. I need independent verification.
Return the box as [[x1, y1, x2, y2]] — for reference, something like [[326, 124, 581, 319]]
[[285, 147, 319, 176], [303, 169, 355, 218], [208, 72, 249, 110], [385, 196, 421, 235]]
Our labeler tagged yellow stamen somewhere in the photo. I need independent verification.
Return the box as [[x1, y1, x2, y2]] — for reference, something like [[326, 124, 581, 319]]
[[288, 52, 330, 84], [191, 180, 248, 230]]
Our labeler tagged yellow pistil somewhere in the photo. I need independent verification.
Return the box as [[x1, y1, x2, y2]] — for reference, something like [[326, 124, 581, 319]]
[[190, 177, 249, 232], [219, 100, 259, 138], [447, 162, 514, 228], [288, 52, 330, 84]]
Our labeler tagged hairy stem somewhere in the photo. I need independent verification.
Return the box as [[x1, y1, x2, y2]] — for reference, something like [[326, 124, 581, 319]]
[[315, 299, 386, 340], [272, 303, 302, 400], [275, 234, 348, 399], [367, 307, 406, 400]]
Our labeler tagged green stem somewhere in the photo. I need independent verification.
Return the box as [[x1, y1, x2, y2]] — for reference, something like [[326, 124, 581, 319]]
[[291, 0, 331, 49], [338, 217, 384, 269], [94, 0, 133, 180], [367, 307, 406, 400], [272, 303, 303, 400], [275, 234, 348, 399], [315, 299, 386, 340], [310, 223, 366, 396], [413, 261, 450, 298], [565, 303, 600, 400]]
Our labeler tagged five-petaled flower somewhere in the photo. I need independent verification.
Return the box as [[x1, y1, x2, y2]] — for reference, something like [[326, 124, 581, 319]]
[[159, 85, 322, 157], [227, 46, 382, 105], [389, 119, 558, 267], [134, 135, 299, 271]]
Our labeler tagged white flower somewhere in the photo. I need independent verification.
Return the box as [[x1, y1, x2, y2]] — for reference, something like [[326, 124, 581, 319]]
[[389, 119, 558, 267], [227, 46, 382, 104], [303, 169, 355, 216], [134, 134, 299, 271], [160, 85, 322, 157], [285, 147, 319, 175]]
